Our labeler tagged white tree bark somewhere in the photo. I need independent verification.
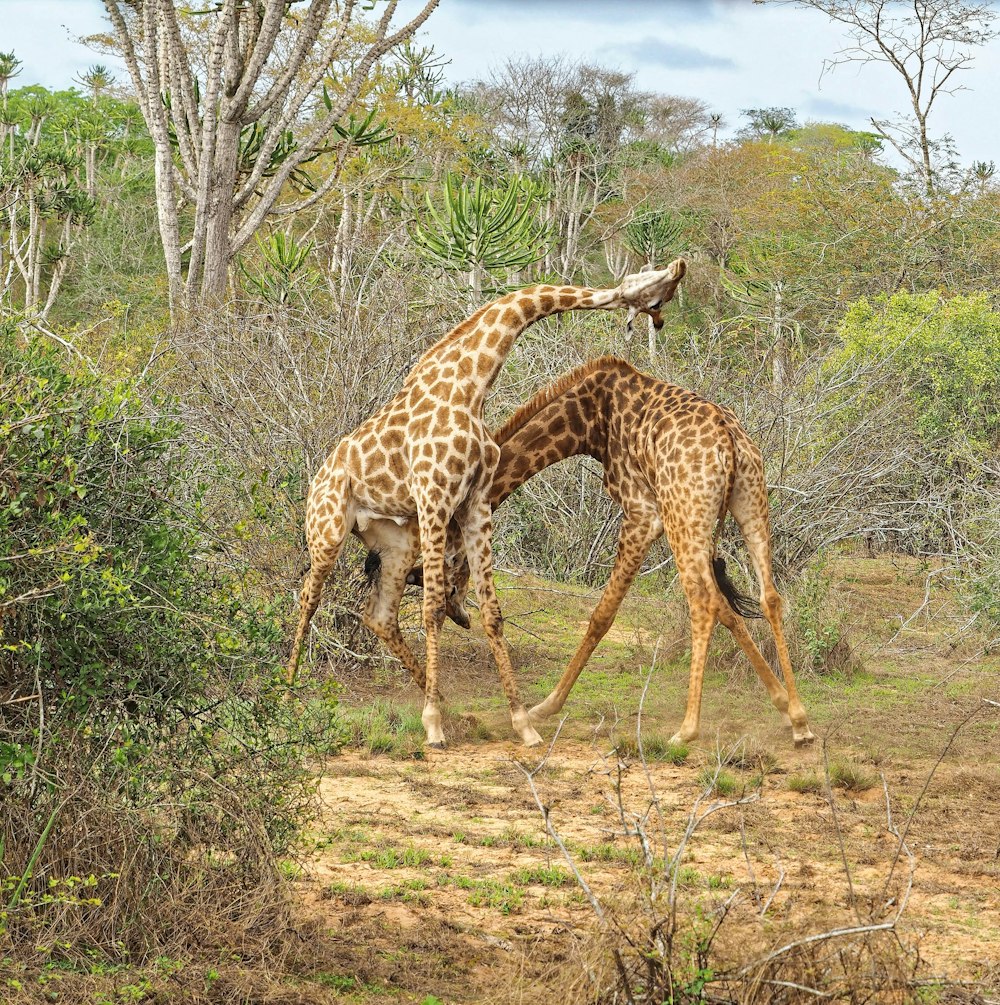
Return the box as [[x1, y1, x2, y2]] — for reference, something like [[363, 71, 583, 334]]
[[103, 0, 439, 317]]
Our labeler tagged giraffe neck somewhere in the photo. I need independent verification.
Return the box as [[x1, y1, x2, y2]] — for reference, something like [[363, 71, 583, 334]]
[[417, 284, 618, 411], [489, 359, 632, 507]]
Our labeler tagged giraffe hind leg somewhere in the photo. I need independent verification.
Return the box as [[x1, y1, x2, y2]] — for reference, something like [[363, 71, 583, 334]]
[[730, 492, 814, 746], [530, 515, 659, 723], [460, 497, 541, 747], [286, 480, 351, 684]]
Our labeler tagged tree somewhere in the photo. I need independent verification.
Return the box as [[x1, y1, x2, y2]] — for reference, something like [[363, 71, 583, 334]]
[[470, 57, 650, 280], [738, 106, 799, 141], [0, 50, 22, 105], [794, 0, 998, 194], [0, 85, 118, 318], [410, 173, 550, 298], [101, 0, 438, 316]]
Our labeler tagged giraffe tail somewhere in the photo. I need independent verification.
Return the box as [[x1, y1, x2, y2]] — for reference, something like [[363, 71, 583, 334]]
[[712, 423, 763, 620], [712, 556, 762, 619], [363, 549, 382, 588]]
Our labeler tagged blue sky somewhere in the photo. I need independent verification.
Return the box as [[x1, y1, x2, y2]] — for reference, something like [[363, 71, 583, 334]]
[[8, 0, 1000, 166]]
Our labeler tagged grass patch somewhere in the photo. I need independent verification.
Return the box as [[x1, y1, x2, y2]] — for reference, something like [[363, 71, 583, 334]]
[[326, 881, 373, 906], [829, 760, 878, 792], [335, 700, 426, 758], [479, 826, 546, 850], [358, 845, 434, 869], [617, 735, 690, 764], [696, 767, 740, 797], [576, 842, 642, 866], [787, 772, 825, 794], [377, 879, 429, 904], [509, 865, 573, 888], [720, 738, 777, 774], [451, 875, 525, 914]]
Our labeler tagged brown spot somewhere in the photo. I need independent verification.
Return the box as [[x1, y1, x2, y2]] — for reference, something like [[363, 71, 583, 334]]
[[476, 355, 495, 377], [538, 294, 555, 314], [383, 428, 404, 449], [453, 434, 469, 455], [483, 307, 499, 325], [501, 307, 521, 326], [558, 293, 575, 308], [457, 357, 473, 379]]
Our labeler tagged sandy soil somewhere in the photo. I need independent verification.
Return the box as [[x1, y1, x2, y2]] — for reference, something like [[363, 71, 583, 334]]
[[291, 557, 1000, 1003]]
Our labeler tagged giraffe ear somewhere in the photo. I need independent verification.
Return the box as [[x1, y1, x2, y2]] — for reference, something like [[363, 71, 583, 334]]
[[639, 261, 656, 273]]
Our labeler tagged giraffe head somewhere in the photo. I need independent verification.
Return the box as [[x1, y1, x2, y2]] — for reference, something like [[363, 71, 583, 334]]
[[620, 258, 687, 339], [405, 559, 472, 630]]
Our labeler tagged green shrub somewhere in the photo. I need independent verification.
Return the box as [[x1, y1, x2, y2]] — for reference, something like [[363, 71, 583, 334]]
[[837, 290, 1000, 452], [0, 331, 326, 957]]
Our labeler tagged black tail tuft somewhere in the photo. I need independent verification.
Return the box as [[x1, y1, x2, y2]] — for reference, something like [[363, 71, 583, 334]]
[[713, 557, 762, 619], [363, 549, 382, 589]]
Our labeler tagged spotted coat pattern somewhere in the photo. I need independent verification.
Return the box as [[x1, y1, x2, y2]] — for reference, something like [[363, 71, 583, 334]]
[[439, 357, 814, 746], [286, 262, 687, 748]]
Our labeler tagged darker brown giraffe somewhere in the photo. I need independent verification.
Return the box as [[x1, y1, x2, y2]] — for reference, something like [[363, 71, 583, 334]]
[[414, 357, 814, 747], [286, 262, 687, 748]]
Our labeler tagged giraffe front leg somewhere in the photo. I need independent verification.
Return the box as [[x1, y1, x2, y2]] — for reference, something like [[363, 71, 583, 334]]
[[460, 497, 541, 748], [530, 515, 660, 723], [418, 516, 450, 748]]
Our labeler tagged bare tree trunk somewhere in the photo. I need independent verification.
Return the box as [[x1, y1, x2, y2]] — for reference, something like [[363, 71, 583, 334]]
[[104, 0, 440, 320]]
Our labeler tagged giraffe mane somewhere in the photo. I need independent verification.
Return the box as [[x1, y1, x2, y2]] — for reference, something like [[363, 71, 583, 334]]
[[494, 356, 634, 445]]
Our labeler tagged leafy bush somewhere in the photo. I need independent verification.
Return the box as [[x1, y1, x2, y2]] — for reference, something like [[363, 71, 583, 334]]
[[837, 290, 1000, 452], [0, 330, 327, 961], [0, 328, 272, 727]]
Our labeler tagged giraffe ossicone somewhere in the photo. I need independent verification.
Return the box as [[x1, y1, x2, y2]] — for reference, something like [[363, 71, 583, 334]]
[[286, 261, 687, 749], [407, 357, 814, 748]]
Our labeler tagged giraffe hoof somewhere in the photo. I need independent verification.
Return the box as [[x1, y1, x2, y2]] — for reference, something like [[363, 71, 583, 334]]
[[426, 740, 448, 751], [793, 731, 816, 748]]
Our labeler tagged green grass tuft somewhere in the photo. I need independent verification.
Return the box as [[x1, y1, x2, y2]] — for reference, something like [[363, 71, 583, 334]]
[[617, 735, 690, 764], [335, 700, 426, 758], [696, 767, 740, 797], [829, 759, 878, 792], [787, 772, 825, 794], [509, 865, 573, 888]]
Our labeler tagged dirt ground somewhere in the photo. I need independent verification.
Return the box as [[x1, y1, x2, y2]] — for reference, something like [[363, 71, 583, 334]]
[[293, 557, 1000, 1004]]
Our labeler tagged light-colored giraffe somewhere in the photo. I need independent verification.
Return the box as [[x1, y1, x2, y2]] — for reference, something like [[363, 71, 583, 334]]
[[409, 357, 814, 747], [286, 262, 687, 748]]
